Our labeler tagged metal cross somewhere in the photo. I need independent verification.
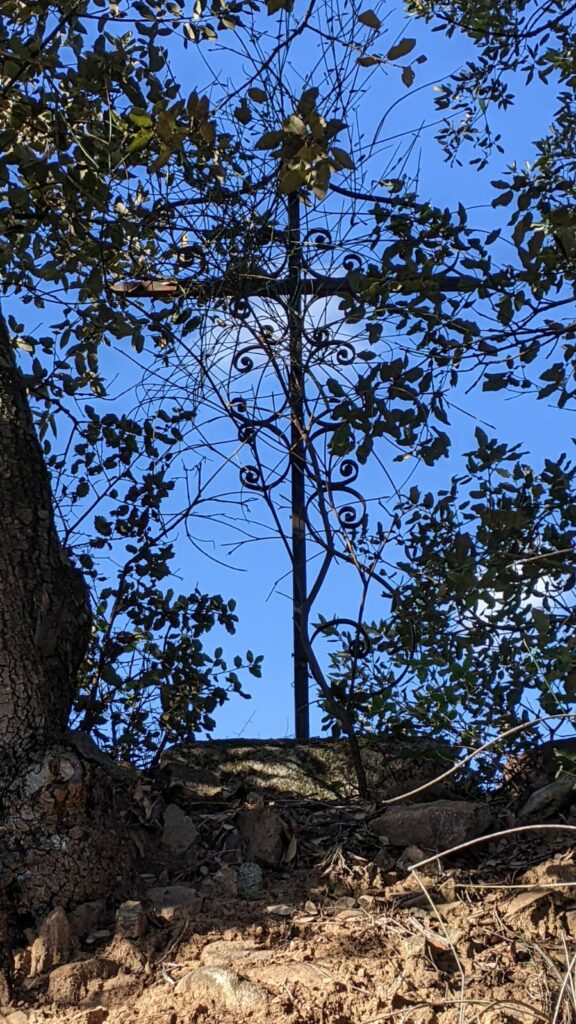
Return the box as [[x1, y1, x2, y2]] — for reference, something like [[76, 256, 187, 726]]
[[113, 192, 478, 740]]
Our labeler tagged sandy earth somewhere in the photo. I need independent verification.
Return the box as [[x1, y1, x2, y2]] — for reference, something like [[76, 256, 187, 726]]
[[4, 743, 576, 1024]]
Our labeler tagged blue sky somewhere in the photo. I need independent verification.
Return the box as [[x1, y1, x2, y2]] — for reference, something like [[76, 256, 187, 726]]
[[153, 4, 570, 739], [9, 1, 574, 743]]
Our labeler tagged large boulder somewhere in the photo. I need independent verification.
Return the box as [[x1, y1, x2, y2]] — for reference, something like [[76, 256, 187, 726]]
[[370, 800, 493, 852]]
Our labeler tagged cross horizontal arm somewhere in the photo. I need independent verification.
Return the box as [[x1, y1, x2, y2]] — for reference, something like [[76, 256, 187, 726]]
[[110, 271, 482, 301]]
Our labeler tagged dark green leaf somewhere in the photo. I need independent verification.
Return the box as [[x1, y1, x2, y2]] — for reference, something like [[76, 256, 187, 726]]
[[387, 38, 417, 61], [358, 9, 382, 29]]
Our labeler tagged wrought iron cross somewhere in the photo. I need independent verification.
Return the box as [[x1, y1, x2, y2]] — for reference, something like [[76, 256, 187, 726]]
[[113, 193, 349, 739], [113, 191, 477, 740]]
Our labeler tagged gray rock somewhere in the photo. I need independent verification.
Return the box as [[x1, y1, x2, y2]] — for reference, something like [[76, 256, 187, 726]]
[[238, 861, 264, 898], [396, 845, 426, 870], [237, 803, 287, 868], [200, 865, 238, 898], [175, 965, 267, 1012], [518, 775, 576, 819], [147, 884, 202, 921], [371, 800, 493, 851], [115, 900, 147, 939], [161, 803, 198, 856]]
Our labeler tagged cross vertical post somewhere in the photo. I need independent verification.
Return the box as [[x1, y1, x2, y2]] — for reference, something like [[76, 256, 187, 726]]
[[287, 193, 309, 739]]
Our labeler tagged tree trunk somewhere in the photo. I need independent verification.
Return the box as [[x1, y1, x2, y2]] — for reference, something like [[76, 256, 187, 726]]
[[0, 314, 91, 769], [0, 315, 134, 997]]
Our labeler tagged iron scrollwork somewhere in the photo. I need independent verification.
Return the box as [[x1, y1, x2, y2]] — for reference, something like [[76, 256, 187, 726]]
[[220, 225, 372, 674], [310, 617, 372, 659], [342, 252, 363, 274], [309, 325, 355, 367]]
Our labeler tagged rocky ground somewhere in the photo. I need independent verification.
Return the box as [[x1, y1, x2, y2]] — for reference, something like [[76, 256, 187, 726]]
[[3, 737, 576, 1024]]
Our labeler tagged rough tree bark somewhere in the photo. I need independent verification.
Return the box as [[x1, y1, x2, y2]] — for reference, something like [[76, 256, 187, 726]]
[[0, 314, 134, 999], [0, 315, 91, 767]]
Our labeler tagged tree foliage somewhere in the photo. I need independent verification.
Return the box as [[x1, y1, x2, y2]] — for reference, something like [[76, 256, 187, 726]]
[[1, 1, 268, 759], [2, 0, 576, 772], [322, 431, 576, 747]]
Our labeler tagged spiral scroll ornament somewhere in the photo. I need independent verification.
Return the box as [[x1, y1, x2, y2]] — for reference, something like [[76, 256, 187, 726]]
[[209, 197, 372, 738], [309, 325, 355, 367], [311, 618, 372, 659]]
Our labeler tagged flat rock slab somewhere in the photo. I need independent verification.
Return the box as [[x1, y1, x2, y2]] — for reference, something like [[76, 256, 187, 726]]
[[146, 885, 202, 922], [175, 966, 268, 1013], [518, 776, 576, 819], [48, 957, 119, 1004], [200, 940, 270, 967], [370, 800, 493, 851], [160, 737, 460, 803]]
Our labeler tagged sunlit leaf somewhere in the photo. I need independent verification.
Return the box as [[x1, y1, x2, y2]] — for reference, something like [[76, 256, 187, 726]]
[[278, 168, 305, 193], [126, 128, 154, 154], [331, 146, 355, 170]]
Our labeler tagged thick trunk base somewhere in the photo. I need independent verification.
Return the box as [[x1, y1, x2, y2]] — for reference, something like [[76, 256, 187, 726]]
[[1, 743, 137, 919]]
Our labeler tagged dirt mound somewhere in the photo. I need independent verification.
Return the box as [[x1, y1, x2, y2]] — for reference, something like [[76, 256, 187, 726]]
[[5, 739, 576, 1024]]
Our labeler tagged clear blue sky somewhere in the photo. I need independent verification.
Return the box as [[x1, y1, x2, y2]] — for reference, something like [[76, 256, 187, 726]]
[[9, 2, 572, 742], [159, 4, 568, 739]]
